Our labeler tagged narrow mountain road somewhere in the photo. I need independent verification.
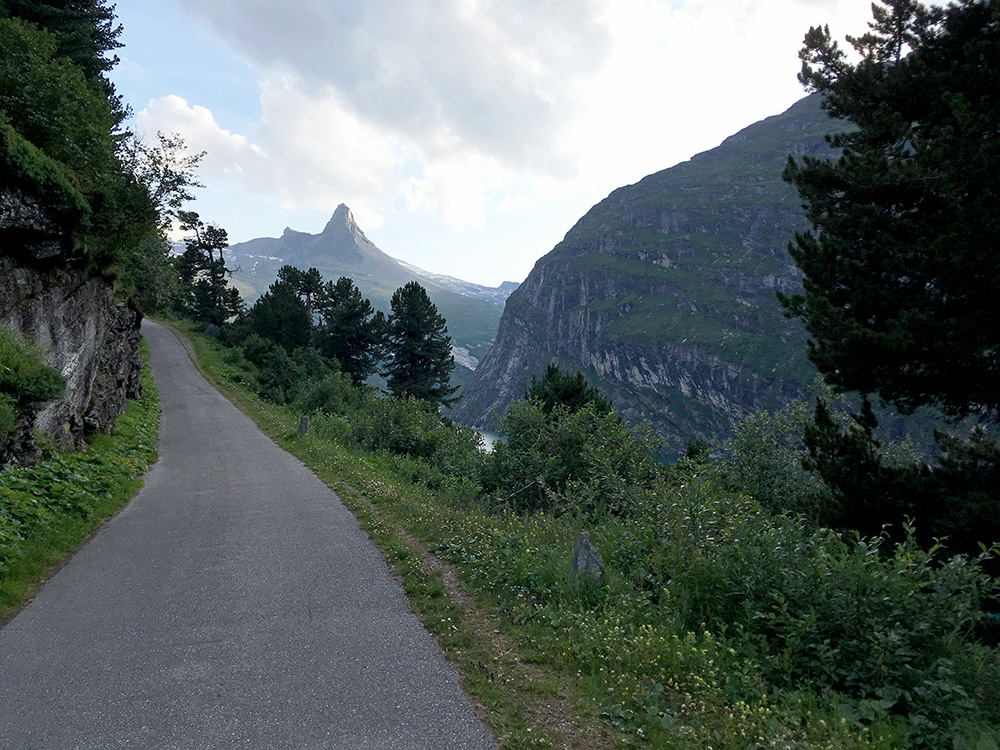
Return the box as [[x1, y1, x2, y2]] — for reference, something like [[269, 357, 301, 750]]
[[0, 320, 496, 748]]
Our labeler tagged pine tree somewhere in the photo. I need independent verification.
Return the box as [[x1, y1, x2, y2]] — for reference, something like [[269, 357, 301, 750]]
[[783, 0, 1000, 553], [525, 364, 613, 416], [781, 0, 1000, 423], [237, 280, 311, 353], [174, 211, 242, 325], [315, 276, 385, 384], [382, 281, 458, 406]]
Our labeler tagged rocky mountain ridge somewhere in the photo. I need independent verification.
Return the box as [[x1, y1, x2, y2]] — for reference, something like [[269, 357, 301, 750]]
[[226, 205, 515, 381], [453, 95, 834, 446]]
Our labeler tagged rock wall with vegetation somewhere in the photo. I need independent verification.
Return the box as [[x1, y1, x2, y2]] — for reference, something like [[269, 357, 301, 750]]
[[0, 5, 175, 467], [0, 258, 140, 439]]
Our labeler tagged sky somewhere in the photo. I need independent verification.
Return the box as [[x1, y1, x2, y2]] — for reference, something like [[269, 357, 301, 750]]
[[110, 0, 877, 287]]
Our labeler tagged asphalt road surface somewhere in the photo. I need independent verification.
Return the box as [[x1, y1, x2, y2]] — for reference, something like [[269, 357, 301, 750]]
[[0, 320, 496, 749]]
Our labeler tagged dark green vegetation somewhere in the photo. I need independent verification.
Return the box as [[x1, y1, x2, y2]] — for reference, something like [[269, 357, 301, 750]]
[[180, 324, 1000, 749], [0, 338, 159, 619], [780, 0, 1000, 564], [225, 204, 506, 390], [383, 281, 458, 406], [525, 364, 613, 417], [783, 0, 1000, 423], [0, 329, 65, 444], [173, 210, 243, 325], [0, 3, 195, 294], [227, 266, 456, 409]]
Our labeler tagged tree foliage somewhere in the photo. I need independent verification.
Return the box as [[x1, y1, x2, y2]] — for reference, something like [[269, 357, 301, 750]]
[[0, 0, 125, 123], [780, 0, 1000, 553], [781, 0, 1000, 423], [235, 280, 311, 354], [315, 276, 385, 384], [230, 268, 387, 388], [0, 7, 202, 307], [173, 211, 242, 325], [0, 17, 115, 202], [525, 363, 613, 416], [382, 281, 457, 406]]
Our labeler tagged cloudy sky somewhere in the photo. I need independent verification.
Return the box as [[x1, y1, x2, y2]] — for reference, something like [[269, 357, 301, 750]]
[[110, 0, 876, 286]]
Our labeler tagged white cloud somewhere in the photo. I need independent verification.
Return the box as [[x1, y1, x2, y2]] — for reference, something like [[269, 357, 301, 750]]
[[129, 0, 885, 282], [176, 0, 612, 175]]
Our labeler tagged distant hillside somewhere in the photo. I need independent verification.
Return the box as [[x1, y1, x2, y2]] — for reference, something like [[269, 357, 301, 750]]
[[226, 205, 518, 386], [452, 95, 835, 445]]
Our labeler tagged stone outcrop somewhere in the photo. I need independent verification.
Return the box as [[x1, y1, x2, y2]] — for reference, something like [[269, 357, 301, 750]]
[[0, 191, 142, 465], [453, 96, 836, 448]]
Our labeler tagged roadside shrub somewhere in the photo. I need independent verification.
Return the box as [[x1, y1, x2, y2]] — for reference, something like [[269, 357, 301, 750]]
[[292, 371, 360, 417], [482, 399, 663, 516], [307, 412, 351, 443], [613, 475, 999, 746], [350, 394, 441, 458], [713, 400, 831, 520], [429, 419, 484, 480]]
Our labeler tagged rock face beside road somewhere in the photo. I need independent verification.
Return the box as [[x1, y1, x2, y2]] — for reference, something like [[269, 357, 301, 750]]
[[0, 188, 142, 466]]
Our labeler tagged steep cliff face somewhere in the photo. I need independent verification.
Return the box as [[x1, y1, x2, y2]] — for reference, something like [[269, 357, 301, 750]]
[[0, 195, 142, 465], [453, 96, 836, 446]]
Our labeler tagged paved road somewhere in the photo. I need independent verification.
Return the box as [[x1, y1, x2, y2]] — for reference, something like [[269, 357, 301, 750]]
[[0, 320, 496, 749]]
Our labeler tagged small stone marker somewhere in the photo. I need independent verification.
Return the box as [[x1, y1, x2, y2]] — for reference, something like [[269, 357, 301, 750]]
[[204, 323, 222, 339], [570, 531, 605, 583], [297, 415, 310, 436]]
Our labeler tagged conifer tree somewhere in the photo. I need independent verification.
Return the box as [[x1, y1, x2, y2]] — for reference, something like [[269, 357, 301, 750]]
[[382, 281, 457, 406], [783, 0, 1000, 553], [525, 364, 613, 416], [174, 211, 242, 325], [781, 0, 1000, 423], [237, 279, 311, 353], [316, 276, 385, 384]]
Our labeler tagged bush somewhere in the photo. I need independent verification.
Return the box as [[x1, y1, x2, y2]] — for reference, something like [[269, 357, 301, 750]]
[[483, 399, 663, 516], [613, 473, 999, 746], [349, 394, 442, 458], [0, 327, 65, 441], [292, 372, 360, 417], [713, 400, 832, 521]]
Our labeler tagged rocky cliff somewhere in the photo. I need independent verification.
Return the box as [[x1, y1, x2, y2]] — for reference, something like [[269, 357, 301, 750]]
[[0, 188, 142, 466], [453, 96, 836, 447]]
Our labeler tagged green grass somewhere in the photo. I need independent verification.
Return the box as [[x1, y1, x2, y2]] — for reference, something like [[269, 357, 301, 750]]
[[0, 337, 160, 621]]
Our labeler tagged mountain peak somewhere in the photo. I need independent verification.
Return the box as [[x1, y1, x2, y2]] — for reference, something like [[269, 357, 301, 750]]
[[323, 203, 355, 234]]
